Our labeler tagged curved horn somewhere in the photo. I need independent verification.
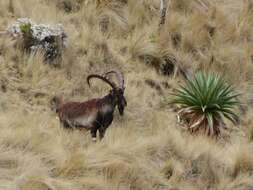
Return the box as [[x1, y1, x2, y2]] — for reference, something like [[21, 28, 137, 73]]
[[87, 74, 116, 89], [104, 70, 125, 89]]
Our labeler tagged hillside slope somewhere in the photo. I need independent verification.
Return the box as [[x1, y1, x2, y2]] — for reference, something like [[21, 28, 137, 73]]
[[0, 0, 253, 189]]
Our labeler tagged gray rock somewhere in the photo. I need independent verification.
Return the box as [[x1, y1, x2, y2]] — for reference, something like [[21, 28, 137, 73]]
[[7, 18, 67, 64]]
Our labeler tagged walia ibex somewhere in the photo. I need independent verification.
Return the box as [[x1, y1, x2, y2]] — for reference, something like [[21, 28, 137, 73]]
[[52, 70, 127, 142]]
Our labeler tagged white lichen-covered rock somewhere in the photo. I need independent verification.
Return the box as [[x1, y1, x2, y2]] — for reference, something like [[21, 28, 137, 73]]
[[7, 18, 67, 63]]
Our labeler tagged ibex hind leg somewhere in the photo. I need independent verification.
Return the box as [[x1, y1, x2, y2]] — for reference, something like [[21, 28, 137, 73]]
[[90, 128, 98, 142], [59, 120, 70, 128], [62, 121, 75, 130]]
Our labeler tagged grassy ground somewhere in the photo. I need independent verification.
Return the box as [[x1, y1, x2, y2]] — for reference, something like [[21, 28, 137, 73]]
[[0, 0, 253, 189]]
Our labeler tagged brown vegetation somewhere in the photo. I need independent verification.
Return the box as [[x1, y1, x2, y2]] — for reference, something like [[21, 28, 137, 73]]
[[0, 0, 253, 189]]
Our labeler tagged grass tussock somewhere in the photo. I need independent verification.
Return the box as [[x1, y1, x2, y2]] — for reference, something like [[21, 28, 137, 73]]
[[1, 0, 253, 189]]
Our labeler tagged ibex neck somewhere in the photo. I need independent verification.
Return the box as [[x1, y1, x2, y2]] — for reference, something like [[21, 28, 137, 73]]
[[100, 93, 117, 113]]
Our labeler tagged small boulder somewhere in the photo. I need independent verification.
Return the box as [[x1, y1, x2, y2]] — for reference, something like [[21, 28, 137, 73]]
[[7, 18, 67, 64]]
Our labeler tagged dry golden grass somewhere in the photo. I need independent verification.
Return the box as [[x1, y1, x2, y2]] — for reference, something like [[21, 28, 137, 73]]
[[1, 0, 253, 189]]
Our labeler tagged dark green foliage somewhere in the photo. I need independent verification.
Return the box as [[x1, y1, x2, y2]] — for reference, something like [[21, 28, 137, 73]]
[[19, 23, 35, 50], [171, 71, 240, 136], [20, 23, 32, 34]]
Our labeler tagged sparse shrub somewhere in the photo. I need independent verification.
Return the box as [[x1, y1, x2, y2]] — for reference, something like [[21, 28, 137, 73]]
[[8, 0, 14, 14], [56, 0, 85, 13], [171, 32, 181, 48], [171, 71, 240, 136], [161, 159, 174, 180], [139, 54, 177, 77], [148, 33, 157, 43], [232, 150, 253, 177], [19, 23, 35, 51]]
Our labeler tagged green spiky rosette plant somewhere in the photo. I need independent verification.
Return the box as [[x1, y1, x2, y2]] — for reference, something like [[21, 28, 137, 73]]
[[171, 71, 240, 136]]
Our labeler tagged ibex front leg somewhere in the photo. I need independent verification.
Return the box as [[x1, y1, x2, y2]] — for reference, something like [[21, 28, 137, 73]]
[[98, 116, 113, 140], [90, 128, 98, 142], [98, 127, 106, 140]]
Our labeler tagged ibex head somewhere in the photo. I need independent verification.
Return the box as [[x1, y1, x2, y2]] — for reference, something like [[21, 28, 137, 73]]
[[87, 70, 127, 115]]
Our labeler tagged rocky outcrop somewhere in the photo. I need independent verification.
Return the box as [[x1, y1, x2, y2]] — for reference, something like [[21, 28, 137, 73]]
[[7, 18, 67, 64]]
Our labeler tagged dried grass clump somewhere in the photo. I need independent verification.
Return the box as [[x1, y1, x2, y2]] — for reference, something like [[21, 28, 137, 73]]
[[1, 0, 253, 189]]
